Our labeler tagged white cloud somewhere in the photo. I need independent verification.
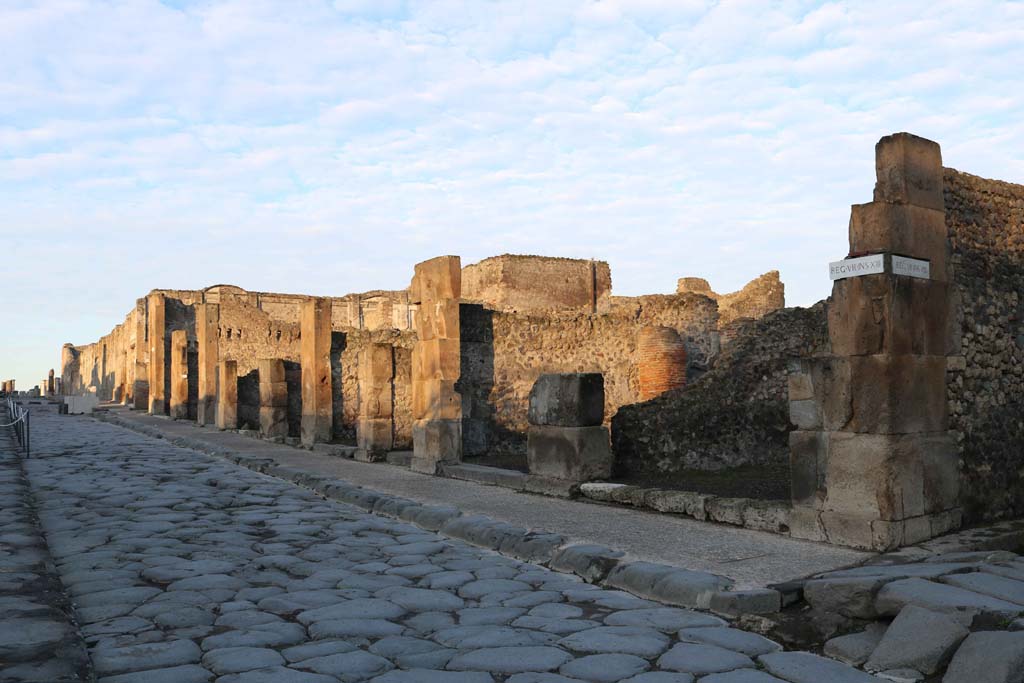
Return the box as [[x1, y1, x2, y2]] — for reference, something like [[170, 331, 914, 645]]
[[1, 0, 1023, 385]]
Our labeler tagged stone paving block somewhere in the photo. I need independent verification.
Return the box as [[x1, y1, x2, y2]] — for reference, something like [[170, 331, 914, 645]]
[[657, 642, 755, 675], [92, 639, 203, 676], [823, 623, 887, 666], [708, 589, 781, 616], [804, 576, 889, 619], [647, 568, 733, 609], [942, 631, 1024, 683], [875, 577, 1024, 623], [560, 652, 649, 682], [678, 626, 782, 657], [865, 605, 967, 674], [557, 626, 670, 657], [941, 571, 1024, 606], [603, 607, 725, 631], [549, 544, 623, 583], [759, 651, 882, 682], [370, 671, 495, 683], [699, 671, 787, 683], [202, 646, 284, 674], [216, 667, 339, 683], [96, 664, 214, 683], [446, 646, 574, 674]]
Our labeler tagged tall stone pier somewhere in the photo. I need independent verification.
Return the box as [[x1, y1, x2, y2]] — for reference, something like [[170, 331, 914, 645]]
[[216, 359, 238, 430], [356, 342, 394, 461], [196, 303, 219, 426], [147, 292, 167, 415], [410, 255, 463, 474], [258, 358, 288, 439], [789, 132, 959, 550], [300, 297, 332, 447], [169, 330, 189, 419], [132, 298, 148, 410]]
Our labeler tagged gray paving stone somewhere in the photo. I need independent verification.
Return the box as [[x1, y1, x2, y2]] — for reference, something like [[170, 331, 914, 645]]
[[96, 664, 214, 683], [459, 606, 527, 625], [298, 650, 393, 679], [804, 577, 888, 619], [446, 646, 574, 673], [698, 671, 785, 683], [296, 598, 406, 624], [202, 647, 284, 674], [604, 607, 726, 631], [560, 653, 649, 682], [93, 639, 203, 676], [281, 639, 359, 663], [214, 666, 339, 683], [677, 626, 782, 657], [557, 626, 670, 657], [379, 586, 465, 611], [657, 643, 755, 675], [434, 625, 557, 648], [458, 579, 533, 598], [759, 652, 882, 683], [823, 623, 887, 666], [505, 674, 581, 683], [942, 631, 1024, 683], [200, 623, 307, 651], [370, 670, 494, 682], [876, 577, 1024, 622], [308, 618, 404, 638], [0, 617, 73, 659], [942, 572, 1024, 606], [865, 605, 968, 674]]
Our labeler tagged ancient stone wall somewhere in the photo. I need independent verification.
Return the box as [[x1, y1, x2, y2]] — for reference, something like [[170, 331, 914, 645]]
[[944, 168, 1024, 521], [463, 255, 611, 313], [677, 271, 785, 329], [64, 308, 139, 402], [612, 304, 828, 474], [460, 293, 719, 455]]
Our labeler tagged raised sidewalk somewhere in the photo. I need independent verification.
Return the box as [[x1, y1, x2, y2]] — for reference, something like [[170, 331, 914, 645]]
[[101, 406, 872, 590]]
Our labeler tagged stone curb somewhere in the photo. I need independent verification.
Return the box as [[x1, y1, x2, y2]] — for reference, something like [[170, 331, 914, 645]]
[[93, 412, 783, 618], [579, 482, 791, 535]]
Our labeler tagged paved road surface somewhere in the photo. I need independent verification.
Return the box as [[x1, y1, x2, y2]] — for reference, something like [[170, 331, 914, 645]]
[[1, 405, 879, 682]]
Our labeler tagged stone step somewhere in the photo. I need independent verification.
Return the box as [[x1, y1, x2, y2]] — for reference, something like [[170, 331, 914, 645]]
[[875, 577, 1024, 624]]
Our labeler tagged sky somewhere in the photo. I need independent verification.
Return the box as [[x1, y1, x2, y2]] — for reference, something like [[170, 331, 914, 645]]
[[2, 0, 1023, 388]]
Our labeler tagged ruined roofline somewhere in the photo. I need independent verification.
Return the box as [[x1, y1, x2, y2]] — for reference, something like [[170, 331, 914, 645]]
[[943, 166, 1024, 197], [145, 285, 412, 302], [463, 253, 610, 267], [676, 270, 783, 301]]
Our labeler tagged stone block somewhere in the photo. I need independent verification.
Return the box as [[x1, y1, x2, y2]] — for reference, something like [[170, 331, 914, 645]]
[[526, 425, 612, 482], [412, 380, 460, 421], [169, 330, 189, 420], [742, 501, 791, 533], [357, 417, 393, 454], [216, 360, 237, 430], [823, 355, 947, 434], [789, 399, 821, 430], [300, 297, 332, 447], [411, 255, 461, 304], [865, 605, 968, 675], [259, 381, 288, 408], [849, 202, 948, 280], [804, 576, 888, 619], [411, 419, 462, 474], [788, 505, 826, 543], [873, 132, 944, 211], [790, 430, 828, 506], [708, 589, 782, 616], [823, 624, 887, 667], [413, 339, 461, 381], [643, 489, 714, 521], [706, 497, 747, 526], [147, 292, 167, 415], [258, 358, 286, 383], [358, 343, 393, 384], [828, 275, 950, 356], [360, 382, 393, 420], [527, 373, 604, 427], [259, 406, 288, 439], [415, 299, 460, 341], [196, 303, 219, 426], [942, 631, 1024, 683], [787, 366, 814, 401]]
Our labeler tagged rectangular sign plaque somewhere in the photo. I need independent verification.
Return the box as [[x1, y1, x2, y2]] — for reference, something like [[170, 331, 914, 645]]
[[891, 255, 930, 279], [829, 254, 884, 281]]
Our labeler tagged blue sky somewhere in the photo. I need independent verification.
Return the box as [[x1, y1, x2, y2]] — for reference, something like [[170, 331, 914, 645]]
[[2, 0, 1023, 387]]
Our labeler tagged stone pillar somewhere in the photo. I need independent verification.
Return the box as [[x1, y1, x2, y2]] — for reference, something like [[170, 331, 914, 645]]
[[410, 255, 463, 474], [196, 303, 219, 426], [54, 378, 62, 395], [131, 298, 148, 410], [216, 360, 238, 430], [147, 292, 167, 415], [133, 362, 149, 410], [527, 373, 612, 481], [258, 358, 288, 439], [300, 297, 332, 447], [47, 368, 55, 396], [60, 344, 77, 395], [636, 325, 688, 401], [789, 132, 959, 551], [356, 343, 394, 462], [169, 330, 189, 419]]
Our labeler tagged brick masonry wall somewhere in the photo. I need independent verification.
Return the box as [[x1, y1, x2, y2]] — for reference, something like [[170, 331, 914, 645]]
[[611, 304, 828, 474], [944, 167, 1024, 521], [459, 294, 719, 455], [462, 254, 612, 313], [677, 271, 785, 329]]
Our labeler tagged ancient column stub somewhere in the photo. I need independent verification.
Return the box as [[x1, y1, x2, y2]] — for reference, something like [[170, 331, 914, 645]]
[[196, 303, 219, 426], [356, 342, 395, 462], [410, 255, 463, 474], [147, 292, 167, 415], [169, 330, 189, 420], [789, 132, 959, 551], [216, 359, 237, 430], [300, 296, 332, 447], [258, 358, 288, 439], [636, 325, 688, 401], [527, 373, 612, 481]]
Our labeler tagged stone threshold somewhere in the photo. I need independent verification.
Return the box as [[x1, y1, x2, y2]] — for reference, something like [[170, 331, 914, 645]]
[[95, 410, 787, 620], [579, 482, 792, 536]]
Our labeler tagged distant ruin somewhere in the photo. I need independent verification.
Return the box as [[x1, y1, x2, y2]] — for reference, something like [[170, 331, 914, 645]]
[[57, 132, 1024, 551]]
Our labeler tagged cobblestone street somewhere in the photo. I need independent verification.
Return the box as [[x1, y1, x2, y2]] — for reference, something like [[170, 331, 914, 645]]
[[0, 407, 882, 682]]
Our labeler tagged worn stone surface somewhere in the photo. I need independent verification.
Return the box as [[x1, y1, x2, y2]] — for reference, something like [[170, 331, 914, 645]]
[[942, 630, 1024, 683], [865, 605, 967, 674], [5, 406, 876, 683], [824, 623, 886, 667]]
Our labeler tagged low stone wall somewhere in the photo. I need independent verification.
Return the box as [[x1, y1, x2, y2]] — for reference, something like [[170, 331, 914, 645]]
[[944, 168, 1024, 521], [460, 294, 720, 455], [611, 304, 828, 475]]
